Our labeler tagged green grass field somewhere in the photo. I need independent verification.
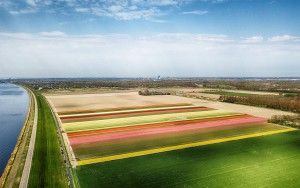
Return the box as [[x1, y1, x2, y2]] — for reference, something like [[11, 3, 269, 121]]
[[64, 110, 240, 132], [203, 90, 256, 97], [76, 130, 300, 188], [28, 92, 68, 187]]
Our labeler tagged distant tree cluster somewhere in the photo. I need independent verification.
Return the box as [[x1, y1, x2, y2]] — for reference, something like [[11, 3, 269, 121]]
[[13, 78, 200, 90], [138, 89, 171, 96], [203, 80, 300, 93], [268, 115, 300, 128], [11, 78, 300, 95], [219, 95, 300, 113]]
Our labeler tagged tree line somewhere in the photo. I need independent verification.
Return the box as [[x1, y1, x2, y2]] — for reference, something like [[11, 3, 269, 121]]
[[219, 95, 300, 113]]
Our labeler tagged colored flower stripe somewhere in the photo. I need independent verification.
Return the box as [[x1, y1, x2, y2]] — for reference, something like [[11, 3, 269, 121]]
[[77, 128, 296, 166], [63, 110, 240, 133], [59, 103, 193, 115], [61, 105, 203, 118], [70, 117, 266, 145], [67, 114, 252, 138], [61, 106, 213, 123]]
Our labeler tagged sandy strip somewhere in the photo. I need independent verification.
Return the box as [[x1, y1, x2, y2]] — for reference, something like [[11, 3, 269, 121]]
[[77, 128, 296, 166], [19, 90, 38, 188], [70, 117, 266, 145], [67, 114, 252, 138]]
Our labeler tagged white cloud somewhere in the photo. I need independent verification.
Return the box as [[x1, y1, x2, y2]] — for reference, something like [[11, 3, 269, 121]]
[[26, 0, 36, 7], [75, 8, 89, 13], [268, 35, 300, 42], [242, 36, 264, 43], [147, 0, 181, 6], [200, 0, 226, 3], [182, 10, 208, 15], [2, 0, 195, 20], [0, 32, 299, 78], [9, 8, 36, 15], [39, 31, 66, 37], [91, 6, 161, 20]]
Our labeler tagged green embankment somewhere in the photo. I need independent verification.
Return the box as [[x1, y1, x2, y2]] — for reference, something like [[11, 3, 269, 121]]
[[28, 92, 68, 187], [76, 130, 300, 188]]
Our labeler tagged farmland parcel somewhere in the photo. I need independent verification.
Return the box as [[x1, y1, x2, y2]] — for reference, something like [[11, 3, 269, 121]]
[[47, 92, 298, 188]]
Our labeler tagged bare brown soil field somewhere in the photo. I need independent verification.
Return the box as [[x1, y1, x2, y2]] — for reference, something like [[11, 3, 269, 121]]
[[47, 91, 294, 120], [61, 106, 212, 123], [47, 92, 197, 114], [191, 100, 294, 118]]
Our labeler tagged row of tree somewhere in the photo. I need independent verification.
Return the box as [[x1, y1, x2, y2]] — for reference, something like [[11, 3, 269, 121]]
[[268, 115, 300, 128], [219, 95, 300, 113], [138, 89, 171, 96]]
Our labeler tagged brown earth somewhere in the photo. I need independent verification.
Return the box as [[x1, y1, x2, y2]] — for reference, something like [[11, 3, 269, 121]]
[[47, 92, 197, 114]]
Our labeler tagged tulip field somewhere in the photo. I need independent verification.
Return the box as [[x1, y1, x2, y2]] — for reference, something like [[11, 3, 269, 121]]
[[47, 92, 299, 188]]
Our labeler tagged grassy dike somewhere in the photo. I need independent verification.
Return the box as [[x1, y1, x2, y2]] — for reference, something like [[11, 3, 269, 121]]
[[28, 91, 69, 187]]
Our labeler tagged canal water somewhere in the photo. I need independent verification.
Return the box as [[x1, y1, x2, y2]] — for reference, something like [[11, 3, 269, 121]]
[[0, 83, 29, 175]]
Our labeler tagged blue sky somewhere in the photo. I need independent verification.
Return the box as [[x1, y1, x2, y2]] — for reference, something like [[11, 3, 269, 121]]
[[0, 0, 300, 77], [1, 0, 300, 36]]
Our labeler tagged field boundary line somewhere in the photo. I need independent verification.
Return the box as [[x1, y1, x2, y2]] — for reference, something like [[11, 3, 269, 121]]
[[46, 98, 77, 167], [19, 89, 38, 188], [78, 128, 296, 166], [46, 96, 77, 187]]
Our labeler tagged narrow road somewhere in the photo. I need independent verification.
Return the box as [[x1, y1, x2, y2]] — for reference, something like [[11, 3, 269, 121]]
[[19, 90, 38, 188]]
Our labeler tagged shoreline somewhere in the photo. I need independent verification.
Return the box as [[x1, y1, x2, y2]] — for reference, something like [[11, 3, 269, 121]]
[[0, 86, 34, 187]]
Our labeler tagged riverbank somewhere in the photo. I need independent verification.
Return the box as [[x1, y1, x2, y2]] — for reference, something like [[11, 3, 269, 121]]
[[0, 87, 35, 188]]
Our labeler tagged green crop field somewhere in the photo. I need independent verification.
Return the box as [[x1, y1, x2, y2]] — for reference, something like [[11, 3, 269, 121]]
[[76, 130, 300, 188], [64, 110, 240, 132], [28, 92, 68, 187]]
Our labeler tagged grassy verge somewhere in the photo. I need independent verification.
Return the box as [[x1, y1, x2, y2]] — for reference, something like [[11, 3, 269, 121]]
[[77, 130, 300, 188], [28, 92, 68, 187]]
